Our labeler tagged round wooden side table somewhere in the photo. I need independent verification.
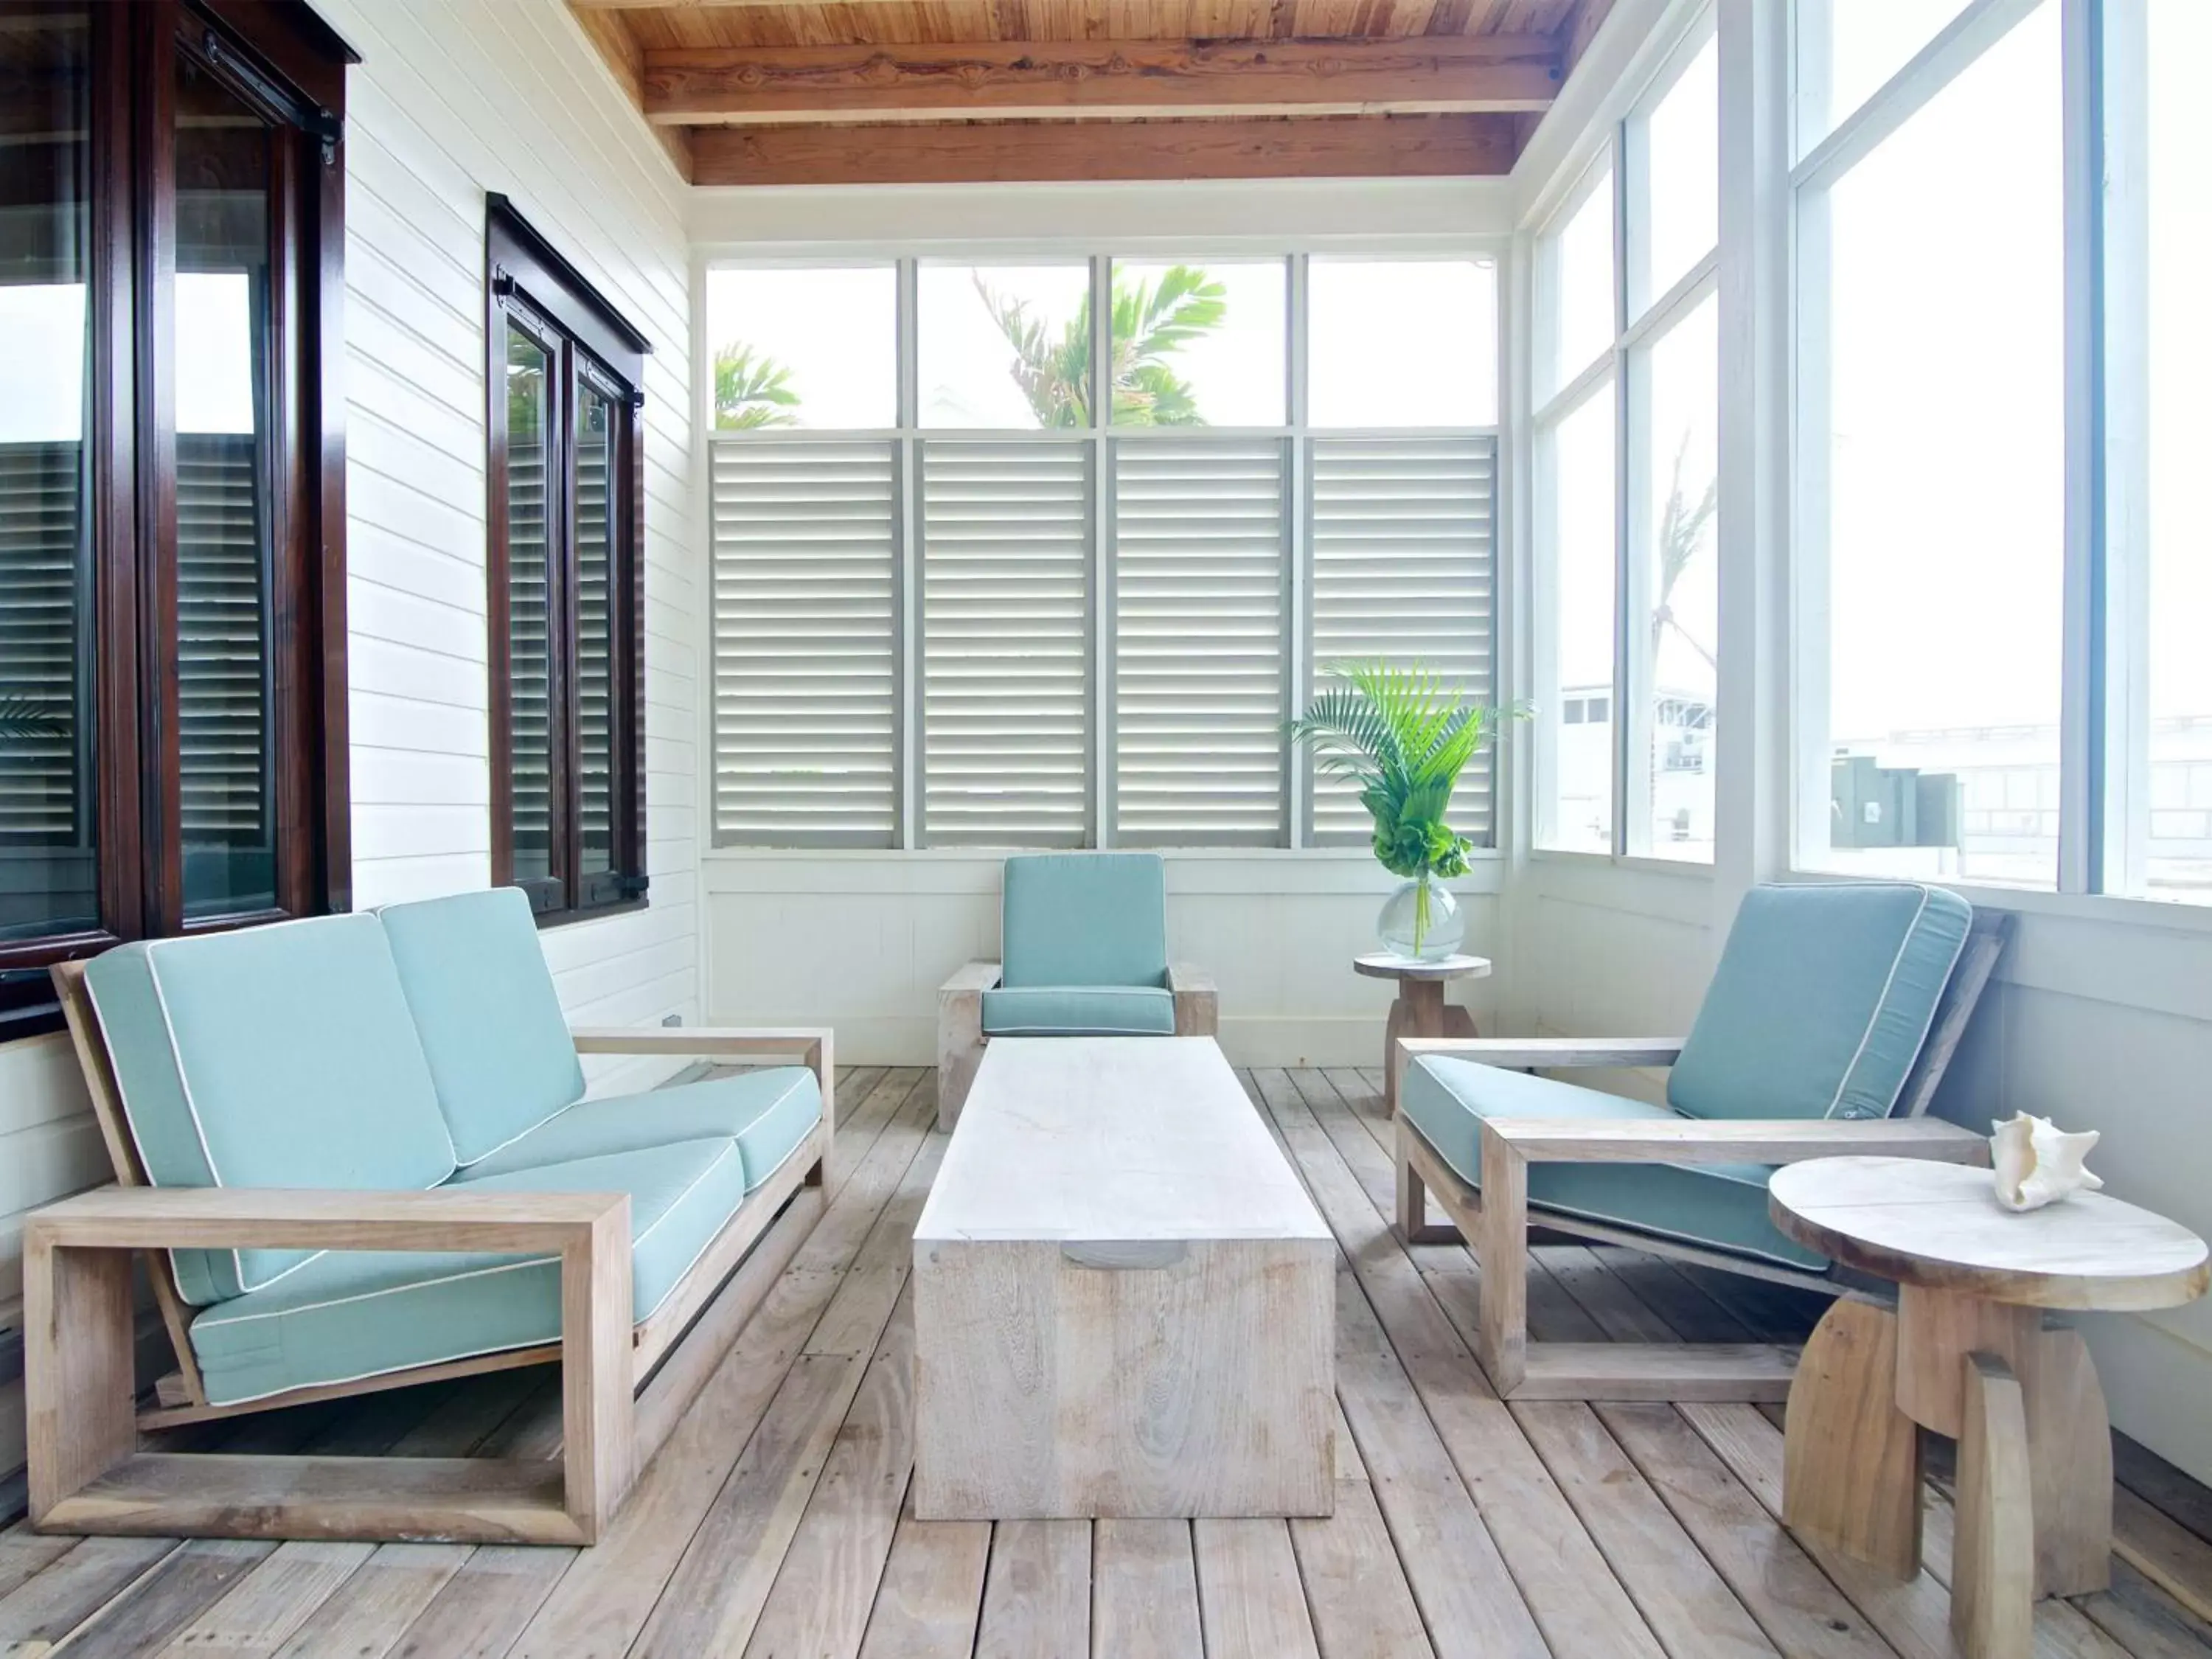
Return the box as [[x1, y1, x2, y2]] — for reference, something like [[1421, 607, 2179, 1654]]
[[1353, 952, 1492, 1110], [1769, 1156, 2209, 1659]]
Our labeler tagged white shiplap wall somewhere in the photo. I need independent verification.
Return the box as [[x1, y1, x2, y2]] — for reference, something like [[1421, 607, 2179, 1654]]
[[0, 0, 702, 1486], [311, 0, 703, 1071]]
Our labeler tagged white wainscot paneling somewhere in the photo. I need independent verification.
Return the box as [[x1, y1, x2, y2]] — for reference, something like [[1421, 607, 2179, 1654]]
[[1925, 905, 2212, 1487], [703, 852, 1506, 1068]]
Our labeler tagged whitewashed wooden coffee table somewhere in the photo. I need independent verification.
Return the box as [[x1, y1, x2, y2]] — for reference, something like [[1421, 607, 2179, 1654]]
[[912, 1036, 1335, 1520]]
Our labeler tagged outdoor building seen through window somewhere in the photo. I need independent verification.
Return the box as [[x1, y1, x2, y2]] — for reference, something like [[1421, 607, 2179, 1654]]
[[701, 255, 1500, 852]]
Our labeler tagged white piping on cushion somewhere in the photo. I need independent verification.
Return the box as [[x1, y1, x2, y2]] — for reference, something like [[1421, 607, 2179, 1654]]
[[191, 1254, 557, 1331], [142, 939, 312, 1299], [740, 1096, 823, 1194], [198, 1335, 554, 1410], [140, 920, 459, 1295], [195, 1142, 747, 1343], [453, 1089, 588, 1172], [1821, 885, 1961, 1120], [1864, 894, 1971, 1121], [373, 892, 585, 1171], [984, 1024, 1175, 1036]]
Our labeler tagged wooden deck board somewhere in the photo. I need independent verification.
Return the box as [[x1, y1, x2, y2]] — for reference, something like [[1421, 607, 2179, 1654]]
[[4, 1064, 2211, 1659]]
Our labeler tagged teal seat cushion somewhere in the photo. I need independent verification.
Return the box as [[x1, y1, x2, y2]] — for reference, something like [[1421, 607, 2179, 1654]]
[[1402, 1057, 1826, 1273], [187, 1138, 748, 1406], [453, 1066, 823, 1192], [378, 888, 586, 1166], [1668, 883, 1972, 1123], [981, 984, 1176, 1037], [1001, 853, 1168, 990], [83, 916, 456, 1306]]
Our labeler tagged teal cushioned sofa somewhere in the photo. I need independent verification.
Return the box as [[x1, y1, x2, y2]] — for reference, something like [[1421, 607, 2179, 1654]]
[[1392, 882, 2006, 1399], [936, 853, 1218, 1127], [36, 888, 835, 1545]]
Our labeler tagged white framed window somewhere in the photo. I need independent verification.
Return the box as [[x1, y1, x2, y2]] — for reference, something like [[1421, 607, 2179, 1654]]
[[1792, 1, 2066, 889], [2102, 0, 2212, 905], [1789, 0, 2210, 908], [705, 253, 1500, 852], [1533, 11, 1719, 862]]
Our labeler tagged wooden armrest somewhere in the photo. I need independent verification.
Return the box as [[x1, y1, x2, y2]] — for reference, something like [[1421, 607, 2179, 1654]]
[[26, 1184, 630, 1254], [1398, 1036, 1686, 1071], [569, 1026, 830, 1060], [940, 960, 1003, 997], [1478, 1116, 1989, 1166], [1165, 962, 1216, 996]]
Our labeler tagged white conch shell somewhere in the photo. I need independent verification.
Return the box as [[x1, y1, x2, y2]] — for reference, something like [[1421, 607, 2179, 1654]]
[[1990, 1113, 2104, 1212]]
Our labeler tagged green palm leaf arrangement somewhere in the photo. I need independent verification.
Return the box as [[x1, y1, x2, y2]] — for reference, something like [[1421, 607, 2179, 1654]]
[[712, 343, 801, 431], [973, 265, 1225, 428], [1289, 661, 1511, 950]]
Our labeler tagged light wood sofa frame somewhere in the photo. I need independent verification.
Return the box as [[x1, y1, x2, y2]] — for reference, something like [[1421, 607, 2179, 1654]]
[[936, 959, 1217, 1130], [27, 960, 834, 1545], [1393, 911, 2012, 1401]]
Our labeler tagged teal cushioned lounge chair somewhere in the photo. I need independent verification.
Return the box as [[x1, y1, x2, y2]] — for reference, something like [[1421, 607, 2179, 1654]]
[[936, 852, 1217, 1127], [33, 889, 835, 1548], [1392, 883, 2011, 1401]]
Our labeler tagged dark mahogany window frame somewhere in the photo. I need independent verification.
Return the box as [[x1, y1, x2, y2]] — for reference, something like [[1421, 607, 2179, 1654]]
[[0, 0, 355, 1040], [484, 195, 650, 925]]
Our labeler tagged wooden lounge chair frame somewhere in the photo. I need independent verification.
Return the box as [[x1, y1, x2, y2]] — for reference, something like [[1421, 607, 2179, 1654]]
[[1393, 911, 2014, 1402], [936, 959, 1217, 1130], [26, 960, 835, 1545]]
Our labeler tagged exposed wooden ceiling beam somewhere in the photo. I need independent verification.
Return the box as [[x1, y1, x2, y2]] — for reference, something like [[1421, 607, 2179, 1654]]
[[689, 114, 1516, 185], [646, 35, 1560, 125]]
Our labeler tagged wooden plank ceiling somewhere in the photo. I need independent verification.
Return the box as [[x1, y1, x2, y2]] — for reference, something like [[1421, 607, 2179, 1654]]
[[571, 0, 1607, 186]]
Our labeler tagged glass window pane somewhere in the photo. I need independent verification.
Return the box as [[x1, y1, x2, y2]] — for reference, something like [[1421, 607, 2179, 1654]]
[[919, 263, 1091, 428], [1107, 260, 1284, 428], [1545, 168, 1615, 397], [1538, 383, 1616, 852], [1797, 0, 1975, 157], [2141, 0, 2212, 902], [1307, 258, 1497, 428], [575, 380, 616, 881], [1637, 34, 1718, 313], [504, 323, 554, 888], [1808, 4, 2062, 887], [175, 52, 276, 919], [707, 265, 895, 431], [1635, 294, 1717, 861], [0, 7, 95, 943]]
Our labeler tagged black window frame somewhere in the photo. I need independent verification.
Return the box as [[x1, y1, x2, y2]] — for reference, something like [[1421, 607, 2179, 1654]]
[[484, 195, 649, 924], [0, 0, 355, 1040]]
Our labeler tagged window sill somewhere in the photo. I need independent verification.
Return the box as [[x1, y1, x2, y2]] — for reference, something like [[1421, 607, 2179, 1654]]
[[1527, 847, 1717, 879], [532, 895, 651, 931], [1784, 872, 2212, 939], [700, 846, 1508, 900]]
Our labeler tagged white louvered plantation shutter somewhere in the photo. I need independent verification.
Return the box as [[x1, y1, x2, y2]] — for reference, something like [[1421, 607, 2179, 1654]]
[[712, 440, 899, 847], [0, 442, 87, 846], [1111, 437, 1286, 846], [574, 398, 613, 872], [1309, 436, 1498, 844], [501, 422, 554, 872], [921, 440, 1091, 847], [175, 432, 270, 852]]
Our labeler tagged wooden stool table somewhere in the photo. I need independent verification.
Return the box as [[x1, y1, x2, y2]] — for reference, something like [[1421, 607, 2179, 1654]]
[[1769, 1157, 2209, 1659], [1354, 952, 1492, 1110]]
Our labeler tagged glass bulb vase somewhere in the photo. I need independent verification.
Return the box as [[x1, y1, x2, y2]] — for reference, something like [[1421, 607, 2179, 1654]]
[[1377, 873, 1463, 961]]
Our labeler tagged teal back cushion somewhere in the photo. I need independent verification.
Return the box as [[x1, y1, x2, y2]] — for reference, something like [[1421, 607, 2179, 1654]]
[[1668, 883, 1972, 1123], [378, 887, 586, 1166], [83, 914, 456, 1304], [1000, 853, 1169, 990]]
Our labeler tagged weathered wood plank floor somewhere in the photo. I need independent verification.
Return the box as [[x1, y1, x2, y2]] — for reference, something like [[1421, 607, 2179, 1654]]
[[6, 1064, 2212, 1658]]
